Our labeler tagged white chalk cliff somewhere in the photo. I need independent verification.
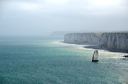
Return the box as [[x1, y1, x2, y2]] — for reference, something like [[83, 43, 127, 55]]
[[64, 32, 128, 52]]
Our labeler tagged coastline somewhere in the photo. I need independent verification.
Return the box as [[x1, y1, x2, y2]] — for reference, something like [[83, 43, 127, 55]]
[[64, 32, 128, 53], [84, 45, 128, 53], [53, 40, 127, 59]]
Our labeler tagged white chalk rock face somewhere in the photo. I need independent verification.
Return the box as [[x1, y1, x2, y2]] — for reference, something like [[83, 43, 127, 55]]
[[64, 32, 128, 52], [64, 33, 101, 45]]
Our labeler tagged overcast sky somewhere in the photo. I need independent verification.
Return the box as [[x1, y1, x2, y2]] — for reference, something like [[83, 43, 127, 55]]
[[0, 0, 128, 36]]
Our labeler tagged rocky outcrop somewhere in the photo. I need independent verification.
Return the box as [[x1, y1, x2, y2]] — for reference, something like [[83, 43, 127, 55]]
[[64, 32, 128, 52]]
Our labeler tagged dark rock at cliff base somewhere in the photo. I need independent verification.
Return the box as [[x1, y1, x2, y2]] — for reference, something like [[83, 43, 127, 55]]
[[123, 55, 128, 57]]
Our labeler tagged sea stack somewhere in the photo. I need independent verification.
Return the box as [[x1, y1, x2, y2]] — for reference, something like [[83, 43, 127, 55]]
[[92, 50, 99, 62]]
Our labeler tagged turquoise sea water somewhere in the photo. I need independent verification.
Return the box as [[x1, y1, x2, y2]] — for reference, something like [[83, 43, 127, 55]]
[[0, 38, 128, 84]]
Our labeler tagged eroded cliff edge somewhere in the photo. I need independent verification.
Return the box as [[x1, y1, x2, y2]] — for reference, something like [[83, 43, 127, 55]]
[[64, 33, 128, 52]]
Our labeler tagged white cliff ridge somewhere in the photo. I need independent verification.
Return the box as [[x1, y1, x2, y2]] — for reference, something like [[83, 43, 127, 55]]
[[64, 32, 128, 52]]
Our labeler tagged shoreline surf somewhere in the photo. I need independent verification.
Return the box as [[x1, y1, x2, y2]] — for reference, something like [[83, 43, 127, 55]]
[[53, 40, 127, 59]]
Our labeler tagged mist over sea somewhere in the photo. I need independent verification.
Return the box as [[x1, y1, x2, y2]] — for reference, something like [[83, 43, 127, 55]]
[[0, 37, 128, 84]]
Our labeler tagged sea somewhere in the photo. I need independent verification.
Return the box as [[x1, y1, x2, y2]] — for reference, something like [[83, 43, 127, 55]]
[[0, 37, 128, 84]]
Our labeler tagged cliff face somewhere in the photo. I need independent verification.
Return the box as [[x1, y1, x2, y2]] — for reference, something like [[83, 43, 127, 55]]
[[64, 33, 101, 45], [100, 33, 128, 52], [64, 33, 128, 52]]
